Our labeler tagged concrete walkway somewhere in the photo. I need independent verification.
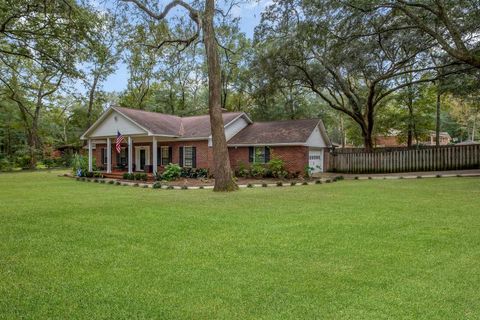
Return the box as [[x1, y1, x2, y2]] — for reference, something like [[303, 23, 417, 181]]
[[316, 169, 480, 179]]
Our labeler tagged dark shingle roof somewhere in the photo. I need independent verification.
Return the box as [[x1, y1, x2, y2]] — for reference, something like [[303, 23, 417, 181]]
[[115, 106, 182, 136], [228, 118, 320, 145], [114, 106, 243, 137], [181, 112, 244, 138]]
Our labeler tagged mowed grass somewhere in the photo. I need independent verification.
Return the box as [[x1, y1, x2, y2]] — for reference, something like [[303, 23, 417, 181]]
[[0, 171, 479, 319]]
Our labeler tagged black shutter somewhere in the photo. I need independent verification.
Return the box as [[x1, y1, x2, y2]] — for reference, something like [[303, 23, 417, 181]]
[[116, 150, 120, 166], [264, 147, 270, 163], [192, 147, 196, 168], [179, 147, 184, 167], [248, 146, 254, 163], [101, 148, 106, 164], [168, 146, 172, 164], [125, 147, 128, 166], [157, 147, 161, 165]]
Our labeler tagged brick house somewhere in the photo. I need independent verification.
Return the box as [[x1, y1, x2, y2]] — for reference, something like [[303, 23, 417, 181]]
[[81, 106, 331, 176]]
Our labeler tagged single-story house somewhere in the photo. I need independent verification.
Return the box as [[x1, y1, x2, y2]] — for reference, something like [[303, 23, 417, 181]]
[[80, 106, 331, 175], [375, 130, 452, 147]]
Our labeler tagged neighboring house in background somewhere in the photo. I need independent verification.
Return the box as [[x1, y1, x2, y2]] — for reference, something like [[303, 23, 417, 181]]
[[425, 131, 452, 146], [80, 106, 331, 175], [374, 130, 405, 147], [375, 130, 452, 147]]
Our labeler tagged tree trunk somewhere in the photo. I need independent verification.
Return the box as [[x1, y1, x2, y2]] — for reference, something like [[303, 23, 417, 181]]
[[406, 88, 414, 147], [436, 88, 441, 146], [86, 74, 100, 128], [203, 0, 238, 191]]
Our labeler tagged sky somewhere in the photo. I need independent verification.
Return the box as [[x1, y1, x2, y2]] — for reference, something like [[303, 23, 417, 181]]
[[94, 1, 271, 93]]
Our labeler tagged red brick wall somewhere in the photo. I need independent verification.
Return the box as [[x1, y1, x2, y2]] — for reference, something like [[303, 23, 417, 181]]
[[228, 146, 309, 174], [271, 146, 309, 174], [93, 141, 320, 175]]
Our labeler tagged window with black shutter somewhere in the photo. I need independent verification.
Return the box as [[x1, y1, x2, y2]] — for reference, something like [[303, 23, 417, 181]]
[[249, 146, 269, 164], [183, 146, 195, 168], [159, 146, 170, 165], [179, 147, 184, 167]]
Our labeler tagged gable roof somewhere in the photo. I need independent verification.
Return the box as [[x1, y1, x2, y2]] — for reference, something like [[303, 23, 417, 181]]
[[81, 106, 331, 146], [227, 118, 329, 146], [114, 106, 182, 136], [81, 106, 249, 139], [180, 112, 245, 138]]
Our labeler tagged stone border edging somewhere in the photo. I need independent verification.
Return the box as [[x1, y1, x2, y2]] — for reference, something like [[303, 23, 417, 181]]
[[60, 171, 479, 190]]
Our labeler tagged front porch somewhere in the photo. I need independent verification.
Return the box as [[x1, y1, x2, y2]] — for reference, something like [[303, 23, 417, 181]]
[[86, 135, 161, 175]]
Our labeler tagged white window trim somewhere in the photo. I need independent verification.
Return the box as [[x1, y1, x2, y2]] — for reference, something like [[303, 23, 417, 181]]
[[253, 146, 267, 164], [102, 147, 108, 165], [160, 146, 170, 166], [183, 146, 194, 168]]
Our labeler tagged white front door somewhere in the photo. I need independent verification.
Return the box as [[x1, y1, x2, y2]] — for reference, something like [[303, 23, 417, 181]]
[[135, 146, 150, 171], [309, 149, 324, 173]]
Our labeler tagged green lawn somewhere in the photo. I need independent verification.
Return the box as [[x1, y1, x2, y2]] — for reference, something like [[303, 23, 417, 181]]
[[0, 171, 479, 319]]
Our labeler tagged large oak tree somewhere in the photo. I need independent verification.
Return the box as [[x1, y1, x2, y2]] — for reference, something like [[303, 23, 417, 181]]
[[121, 0, 237, 191]]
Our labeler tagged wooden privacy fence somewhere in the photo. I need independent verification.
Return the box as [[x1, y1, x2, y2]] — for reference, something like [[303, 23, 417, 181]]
[[328, 144, 480, 174]]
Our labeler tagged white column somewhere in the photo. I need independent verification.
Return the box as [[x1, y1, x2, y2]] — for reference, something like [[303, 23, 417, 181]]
[[88, 139, 93, 172], [128, 136, 133, 174], [152, 136, 157, 175], [106, 138, 112, 173]]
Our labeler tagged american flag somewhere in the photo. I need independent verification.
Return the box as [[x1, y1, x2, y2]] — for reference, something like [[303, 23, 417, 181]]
[[115, 131, 124, 153]]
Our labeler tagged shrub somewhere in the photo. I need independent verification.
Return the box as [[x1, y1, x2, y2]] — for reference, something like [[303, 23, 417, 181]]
[[247, 183, 253, 188], [335, 176, 344, 181], [354, 176, 359, 180], [135, 173, 147, 181], [261, 183, 268, 187], [290, 182, 296, 186], [152, 182, 162, 189], [142, 184, 149, 188], [276, 181, 283, 187], [108, 180, 114, 184], [250, 163, 266, 178], [417, 176, 422, 179], [71, 153, 96, 177], [325, 179, 331, 183], [100, 180, 105, 184], [368, 176, 372, 180], [436, 174, 442, 178], [196, 168, 209, 179], [199, 186, 204, 189], [315, 180, 322, 184], [304, 165, 313, 178], [236, 162, 250, 178], [302, 181, 309, 185], [0, 157, 14, 171], [167, 185, 174, 189], [181, 185, 188, 190], [115, 181, 121, 185], [180, 167, 193, 178], [162, 163, 182, 181], [268, 157, 288, 179], [133, 183, 139, 187], [93, 172, 104, 178]]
